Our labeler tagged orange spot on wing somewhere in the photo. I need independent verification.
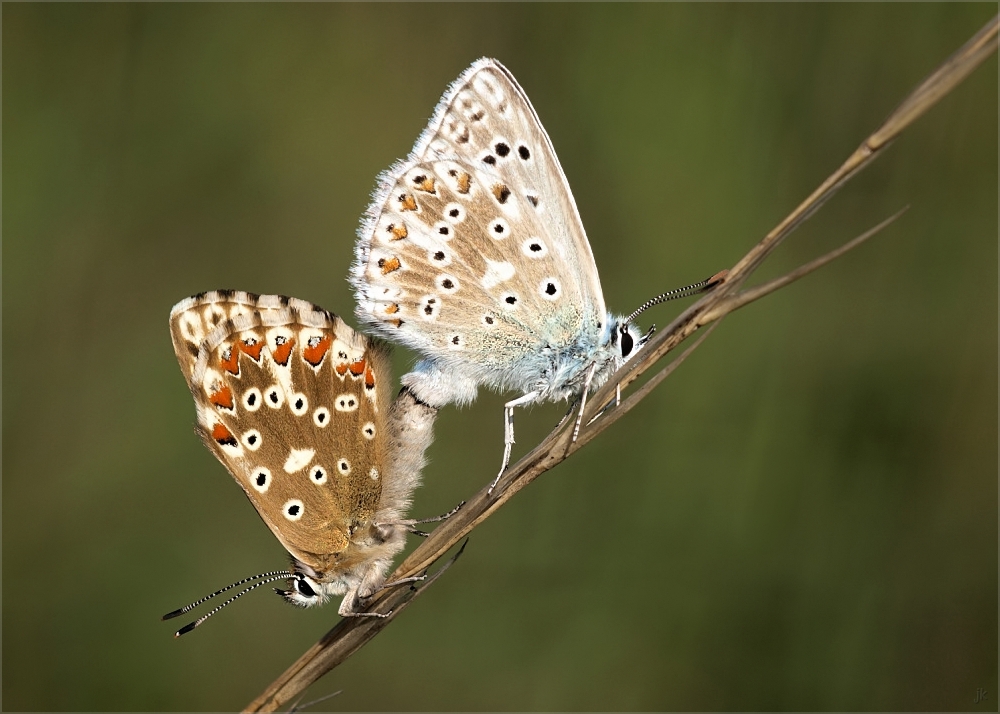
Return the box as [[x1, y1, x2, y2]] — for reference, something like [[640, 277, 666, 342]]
[[335, 363, 348, 376], [209, 385, 234, 410], [220, 347, 239, 375], [384, 303, 399, 314], [398, 194, 417, 211], [272, 338, 294, 366], [364, 366, 376, 390], [240, 338, 264, 361], [387, 318, 403, 328], [303, 334, 333, 366], [348, 359, 366, 377], [378, 257, 401, 275], [456, 171, 471, 194], [211, 423, 237, 446], [492, 183, 511, 203], [416, 177, 436, 193], [388, 223, 408, 241]]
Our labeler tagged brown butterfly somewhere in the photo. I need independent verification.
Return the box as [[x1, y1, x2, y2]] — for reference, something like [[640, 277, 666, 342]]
[[164, 291, 442, 635]]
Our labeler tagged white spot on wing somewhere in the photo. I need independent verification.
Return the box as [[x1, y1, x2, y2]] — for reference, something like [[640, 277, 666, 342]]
[[289, 393, 308, 416], [419, 295, 441, 321], [539, 277, 562, 302], [431, 224, 454, 244], [243, 387, 262, 412], [488, 218, 510, 239], [481, 259, 515, 289], [265, 385, 284, 409], [437, 274, 460, 294], [284, 448, 315, 473], [335, 394, 359, 412], [283, 499, 304, 521], [250, 467, 271, 493], [443, 202, 465, 224], [522, 237, 548, 259]]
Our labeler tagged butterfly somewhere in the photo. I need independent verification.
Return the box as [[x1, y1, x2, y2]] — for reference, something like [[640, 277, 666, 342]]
[[350, 58, 717, 489], [164, 290, 440, 634]]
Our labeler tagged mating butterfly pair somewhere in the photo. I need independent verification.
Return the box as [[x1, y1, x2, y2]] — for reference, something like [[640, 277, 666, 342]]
[[166, 59, 717, 632]]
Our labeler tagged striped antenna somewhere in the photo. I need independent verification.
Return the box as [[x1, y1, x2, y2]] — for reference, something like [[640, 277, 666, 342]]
[[162, 569, 292, 637], [623, 270, 728, 325]]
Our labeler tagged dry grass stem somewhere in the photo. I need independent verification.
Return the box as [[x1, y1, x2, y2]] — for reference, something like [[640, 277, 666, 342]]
[[244, 15, 997, 712]]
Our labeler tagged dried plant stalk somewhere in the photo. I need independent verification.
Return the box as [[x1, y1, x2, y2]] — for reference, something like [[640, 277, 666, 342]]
[[245, 14, 998, 713]]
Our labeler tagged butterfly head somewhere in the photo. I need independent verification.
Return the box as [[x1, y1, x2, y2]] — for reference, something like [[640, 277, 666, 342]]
[[277, 575, 326, 608], [567, 315, 649, 400], [605, 316, 650, 368], [276, 561, 343, 608], [276, 520, 407, 610]]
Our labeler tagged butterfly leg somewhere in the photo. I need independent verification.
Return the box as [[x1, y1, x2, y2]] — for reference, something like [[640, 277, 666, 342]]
[[571, 363, 600, 442], [379, 574, 427, 589], [343, 566, 428, 618], [585, 388, 619, 428], [341, 608, 391, 618], [404, 501, 465, 524], [555, 404, 574, 429], [488, 391, 539, 494], [378, 501, 465, 537], [340, 596, 392, 618]]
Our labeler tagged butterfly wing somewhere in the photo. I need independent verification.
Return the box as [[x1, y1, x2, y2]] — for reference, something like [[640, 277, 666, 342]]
[[351, 59, 607, 392], [169, 291, 391, 576]]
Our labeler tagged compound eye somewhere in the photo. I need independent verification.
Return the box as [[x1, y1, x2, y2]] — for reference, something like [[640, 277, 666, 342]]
[[295, 578, 317, 598], [620, 326, 635, 358]]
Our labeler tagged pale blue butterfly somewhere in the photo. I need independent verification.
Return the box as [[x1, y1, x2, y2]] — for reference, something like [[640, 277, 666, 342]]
[[350, 58, 714, 490]]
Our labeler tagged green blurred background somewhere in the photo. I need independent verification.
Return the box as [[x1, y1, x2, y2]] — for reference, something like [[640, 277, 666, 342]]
[[3, 4, 996, 711]]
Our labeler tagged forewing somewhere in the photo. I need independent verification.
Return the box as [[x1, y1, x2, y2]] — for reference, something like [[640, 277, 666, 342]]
[[169, 292, 391, 574]]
